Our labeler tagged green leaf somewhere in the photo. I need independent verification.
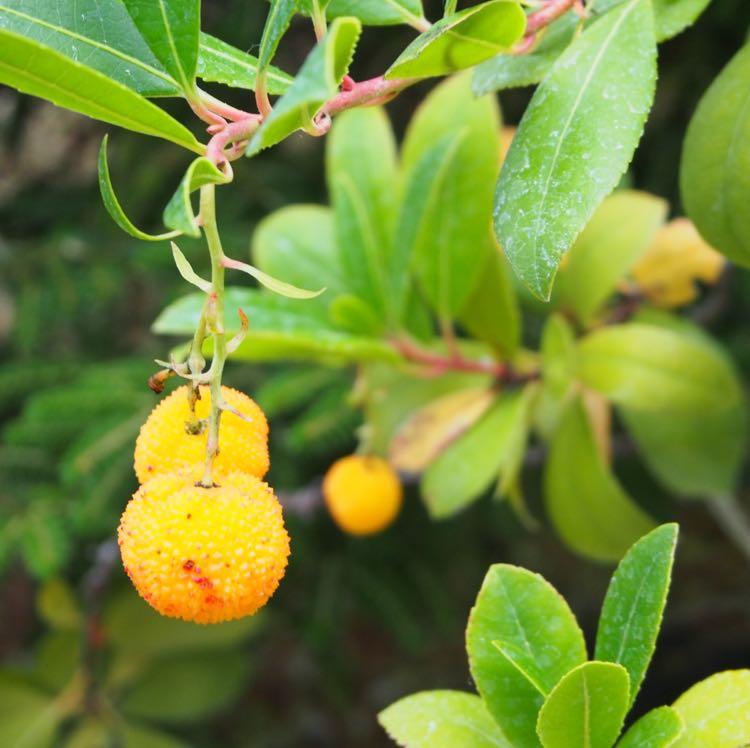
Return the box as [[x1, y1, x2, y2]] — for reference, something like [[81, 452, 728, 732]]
[[495, 0, 656, 300], [398, 74, 501, 320], [122, 0, 200, 96], [545, 398, 655, 562], [616, 706, 684, 748], [386, 0, 526, 79], [170, 243, 211, 292], [163, 157, 230, 237], [421, 390, 531, 518], [473, 13, 578, 93], [327, 106, 398, 321], [97, 136, 181, 241], [224, 257, 325, 299], [672, 670, 750, 747], [306, 0, 427, 27], [595, 524, 678, 706], [379, 690, 512, 747], [594, 0, 712, 41], [680, 42, 750, 266], [37, 578, 82, 631], [197, 33, 292, 94], [247, 16, 361, 155], [35, 631, 80, 692], [0, 29, 203, 152], [576, 322, 743, 413], [20, 504, 71, 579], [553, 191, 668, 324], [154, 288, 398, 363], [0, 0, 180, 97], [122, 723, 190, 748], [258, 0, 297, 73], [0, 674, 60, 748], [466, 564, 587, 748], [536, 662, 630, 748]]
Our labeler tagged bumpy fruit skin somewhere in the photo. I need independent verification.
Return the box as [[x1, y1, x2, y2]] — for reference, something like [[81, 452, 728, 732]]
[[119, 472, 290, 624], [323, 455, 403, 536], [134, 385, 269, 484]]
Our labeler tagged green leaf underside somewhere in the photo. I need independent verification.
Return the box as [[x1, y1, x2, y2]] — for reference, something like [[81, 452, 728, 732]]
[[258, 0, 296, 73], [466, 564, 587, 748], [247, 16, 361, 155], [154, 288, 398, 364], [616, 706, 684, 747], [163, 157, 229, 237], [122, 0, 199, 95], [0, 28, 203, 151], [595, 524, 678, 706], [0, 0, 179, 97], [379, 691, 512, 747], [545, 398, 655, 562], [495, 0, 656, 299], [308, 0, 427, 26], [387, 0, 526, 79], [681, 42, 750, 266], [98, 136, 181, 241], [536, 662, 630, 748]]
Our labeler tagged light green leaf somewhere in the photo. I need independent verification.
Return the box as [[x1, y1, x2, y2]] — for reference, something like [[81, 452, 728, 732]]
[[163, 157, 230, 237], [327, 106, 398, 322], [595, 524, 678, 706], [305, 0, 427, 27], [122, 0, 200, 96], [553, 191, 668, 324], [247, 16, 361, 155], [495, 0, 656, 300], [616, 706, 684, 748], [576, 322, 743, 413], [545, 398, 655, 562], [681, 42, 750, 266], [466, 564, 587, 748], [379, 690, 512, 747], [0, 29, 203, 152], [154, 288, 398, 363], [536, 662, 630, 748], [98, 136, 182, 241], [170, 243, 211, 292], [197, 33, 292, 94], [224, 257, 325, 299], [328, 294, 382, 335], [0, 673, 60, 748], [258, 0, 297, 73], [421, 390, 531, 518], [672, 670, 750, 747], [595, 0, 712, 41], [386, 0, 526, 79], [37, 578, 81, 631], [0, 0, 180, 97]]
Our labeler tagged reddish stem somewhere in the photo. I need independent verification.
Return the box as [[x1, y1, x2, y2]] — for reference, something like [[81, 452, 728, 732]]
[[206, 116, 262, 167], [324, 75, 417, 118], [525, 0, 579, 33]]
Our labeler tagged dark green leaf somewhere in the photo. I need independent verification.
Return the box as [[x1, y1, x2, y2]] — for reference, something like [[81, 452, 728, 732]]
[[258, 0, 297, 72], [304, 0, 428, 27], [20, 504, 71, 579], [594, 0, 712, 41], [616, 706, 684, 748]]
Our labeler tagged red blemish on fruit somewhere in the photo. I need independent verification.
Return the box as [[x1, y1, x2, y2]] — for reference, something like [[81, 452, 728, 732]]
[[194, 576, 213, 589], [204, 594, 221, 605], [183, 560, 195, 571]]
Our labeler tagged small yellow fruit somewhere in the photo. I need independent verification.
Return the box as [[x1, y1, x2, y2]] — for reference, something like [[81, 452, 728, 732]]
[[134, 385, 269, 484], [119, 472, 290, 624], [323, 455, 403, 536]]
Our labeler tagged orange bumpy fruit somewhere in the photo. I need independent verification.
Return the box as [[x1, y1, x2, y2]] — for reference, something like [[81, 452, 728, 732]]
[[323, 455, 403, 536], [119, 472, 290, 624], [134, 385, 269, 484]]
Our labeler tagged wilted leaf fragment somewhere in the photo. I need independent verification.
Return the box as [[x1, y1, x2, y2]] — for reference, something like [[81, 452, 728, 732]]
[[617, 706, 684, 748]]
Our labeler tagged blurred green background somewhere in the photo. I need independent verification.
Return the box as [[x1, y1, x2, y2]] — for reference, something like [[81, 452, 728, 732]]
[[1, 0, 749, 745]]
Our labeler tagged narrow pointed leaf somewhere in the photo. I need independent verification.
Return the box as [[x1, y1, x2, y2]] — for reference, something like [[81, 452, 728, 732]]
[[617, 706, 684, 747], [171, 243, 211, 293], [258, 0, 297, 72], [495, 0, 656, 299], [224, 258, 325, 300]]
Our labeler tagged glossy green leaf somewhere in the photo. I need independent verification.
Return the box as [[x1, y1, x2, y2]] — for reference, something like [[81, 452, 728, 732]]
[[577, 323, 743, 413], [545, 398, 655, 562], [398, 74, 501, 320], [681, 43, 750, 266], [553, 191, 668, 324], [0, 0, 180, 97], [303, 0, 427, 26], [0, 674, 60, 748], [616, 706, 684, 748], [595, 524, 678, 706], [154, 288, 398, 363], [495, 0, 656, 300], [595, 0, 712, 41], [536, 662, 630, 748], [379, 691, 511, 747], [163, 157, 229, 237], [197, 33, 292, 94], [327, 107, 398, 321], [473, 13, 578, 93], [247, 16, 361, 155], [98, 136, 182, 241], [466, 564, 587, 748], [386, 0, 526, 79], [258, 0, 296, 73], [672, 670, 750, 747], [0, 29, 203, 151], [122, 0, 200, 95], [421, 390, 530, 518]]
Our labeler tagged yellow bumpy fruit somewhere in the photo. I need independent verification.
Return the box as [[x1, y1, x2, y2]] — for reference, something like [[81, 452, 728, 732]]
[[323, 455, 403, 536], [134, 385, 269, 484], [119, 472, 290, 624]]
